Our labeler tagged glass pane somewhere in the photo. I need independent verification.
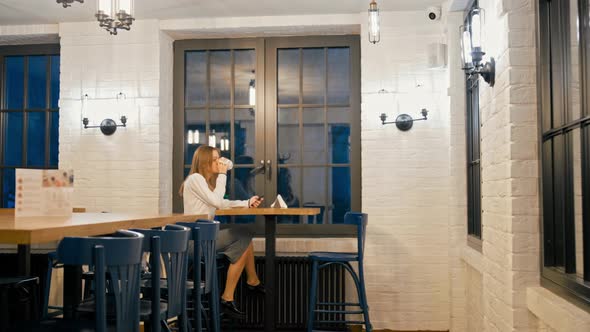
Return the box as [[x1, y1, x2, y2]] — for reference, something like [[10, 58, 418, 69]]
[[278, 49, 299, 105], [233, 167, 255, 200], [569, 0, 581, 120], [302, 48, 325, 105], [303, 167, 326, 224], [2, 169, 16, 208], [303, 108, 325, 163], [27, 112, 46, 167], [185, 51, 207, 107], [185, 109, 207, 164], [4, 112, 24, 166], [210, 109, 231, 159], [50, 112, 59, 167], [329, 167, 351, 224], [278, 167, 301, 223], [277, 108, 299, 164], [235, 108, 256, 164], [50, 55, 60, 109], [327, 48, 350, 105], [27, 56, 48, 109], [5, 56, 24, 110], [234, 50, 256, 106], [209, 51, 231, 105], [328, 108, 351, 164], [572, 128, 583, 277]]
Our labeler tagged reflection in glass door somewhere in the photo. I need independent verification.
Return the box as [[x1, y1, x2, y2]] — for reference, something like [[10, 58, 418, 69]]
[[174, 37, 360, 227], [268, 38, 360, 224]]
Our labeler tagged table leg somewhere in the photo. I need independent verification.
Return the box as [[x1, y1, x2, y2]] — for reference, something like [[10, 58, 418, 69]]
[[264, 215, 277, 332], [63, 265, 82, 319], [17, 244, 30, 276]]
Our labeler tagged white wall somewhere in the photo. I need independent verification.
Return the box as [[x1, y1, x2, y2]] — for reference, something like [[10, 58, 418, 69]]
[[360, 11, 451, 331], [58, 20, 172, 214]]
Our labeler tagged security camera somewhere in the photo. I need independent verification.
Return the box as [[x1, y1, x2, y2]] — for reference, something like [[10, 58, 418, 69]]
[[427, 6, 441, 21]]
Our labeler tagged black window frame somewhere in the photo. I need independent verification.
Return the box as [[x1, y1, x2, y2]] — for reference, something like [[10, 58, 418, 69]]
[[0, 44, 60, 208], [465, 0, 483, 250], [538, 0, 590, 309]]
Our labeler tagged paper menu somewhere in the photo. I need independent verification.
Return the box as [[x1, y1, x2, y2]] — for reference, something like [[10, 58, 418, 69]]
[[270, 194, 288, 208], [15, 169, 74, 217]]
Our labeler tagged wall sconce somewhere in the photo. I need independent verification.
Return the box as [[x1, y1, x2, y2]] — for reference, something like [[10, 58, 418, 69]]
[[56, 0, 83, 8], [379, 109, 429, 131], [187, 129, 200, 145], [460, 6, 495, 86], [208, 130, 217, 147], [81, 92, 128, 135], [368, 0, 380, 44], [220, 136, 230, 151]]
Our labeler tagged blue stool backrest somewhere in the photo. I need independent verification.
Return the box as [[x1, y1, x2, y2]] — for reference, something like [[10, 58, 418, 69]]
[[177, 220, 219, 294], [343, 212, 368, 261], [130, 225, 190, 319], [57, 230, 144, 332]]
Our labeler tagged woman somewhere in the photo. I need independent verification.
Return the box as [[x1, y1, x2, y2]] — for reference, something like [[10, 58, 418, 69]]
[[180, 145, 264, 319]]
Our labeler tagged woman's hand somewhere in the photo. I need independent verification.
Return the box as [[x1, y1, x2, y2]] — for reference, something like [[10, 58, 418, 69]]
[[217, 161, 229, 174], [249, 196, 264, 208]]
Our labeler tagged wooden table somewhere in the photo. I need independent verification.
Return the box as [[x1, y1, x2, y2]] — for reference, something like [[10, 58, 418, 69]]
[[216, 207, 320, 332], [0, 211, 206, 318]]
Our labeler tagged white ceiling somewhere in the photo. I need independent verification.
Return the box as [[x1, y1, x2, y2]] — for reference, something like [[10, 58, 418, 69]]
[[0, 0, 446, 25]]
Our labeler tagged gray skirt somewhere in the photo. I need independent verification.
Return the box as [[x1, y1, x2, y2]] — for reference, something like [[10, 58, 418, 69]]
[[216, 228, 253, 263], [188, 226, 253, 264]]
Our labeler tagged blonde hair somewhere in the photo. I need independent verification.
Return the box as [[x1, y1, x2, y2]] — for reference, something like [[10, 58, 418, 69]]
[[179, 145, 221, 196]]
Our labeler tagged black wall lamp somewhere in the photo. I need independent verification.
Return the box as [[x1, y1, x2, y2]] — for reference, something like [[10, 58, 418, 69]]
[[81, 92, 128, 135], [460, 6, 495, 86], [380, 108, 429, 131]]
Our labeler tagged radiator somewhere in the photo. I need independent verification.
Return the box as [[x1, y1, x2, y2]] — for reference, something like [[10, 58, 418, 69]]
[[220, 256, 347, 331]]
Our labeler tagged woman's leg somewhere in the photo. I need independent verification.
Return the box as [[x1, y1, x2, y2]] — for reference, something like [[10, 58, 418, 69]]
[[243, 242, 260, 286], [221, 247, 249, 301]]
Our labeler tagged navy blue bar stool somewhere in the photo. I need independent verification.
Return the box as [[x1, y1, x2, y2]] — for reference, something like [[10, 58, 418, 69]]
[[307, 212, 372, 332], [131, 224, 191, 332], [31, 230, 144, 332], [177, 220, 220, 332]]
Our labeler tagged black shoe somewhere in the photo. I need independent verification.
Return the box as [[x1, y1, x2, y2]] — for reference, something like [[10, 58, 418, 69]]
[[246, 282, 266, 295], [221, 299, 246, 319]]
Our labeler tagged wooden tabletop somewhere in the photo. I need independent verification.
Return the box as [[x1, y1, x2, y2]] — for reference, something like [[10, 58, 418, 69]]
[[0, 212, 206, 245], [216, 207, 320, 216]]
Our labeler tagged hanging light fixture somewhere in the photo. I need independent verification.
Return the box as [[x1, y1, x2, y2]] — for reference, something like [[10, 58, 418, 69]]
[[209, 130, 217, 148], [460, 6, 495, 86], [56, 0, 83, 8], [194, 129, 200, 144], [220, 136, 230, 151], [368, 0, 380, 44], [187, 130, 194, 145], [96, 0, 135, 35]]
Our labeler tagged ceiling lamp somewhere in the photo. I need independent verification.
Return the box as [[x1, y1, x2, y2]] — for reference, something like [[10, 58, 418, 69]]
[[96, 0, 135, 35], [56, 0, 83, 7], [368, 0, 380, 44]]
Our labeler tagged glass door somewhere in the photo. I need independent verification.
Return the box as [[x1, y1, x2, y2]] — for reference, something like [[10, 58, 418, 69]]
[[265, 36, 361, 225], [174, 36, 360, 230]]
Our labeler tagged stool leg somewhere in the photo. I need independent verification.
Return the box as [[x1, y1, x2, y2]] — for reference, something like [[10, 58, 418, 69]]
[[307, 260, 319, 332], [357, 263, 372, 332], [43, 257, 53, 318], [211, 264, 220, 332]]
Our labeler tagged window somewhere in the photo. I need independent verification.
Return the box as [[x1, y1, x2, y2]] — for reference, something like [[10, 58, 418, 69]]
[[465, 1, 482, 246], [539, 0, 590, 306], [173, 37, 361, 236], [0, 45, 60, 208]]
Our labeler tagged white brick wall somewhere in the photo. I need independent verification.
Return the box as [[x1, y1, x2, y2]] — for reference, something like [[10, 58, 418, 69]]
[[361, 11, 451, 331], [58, 20, 170, 214]]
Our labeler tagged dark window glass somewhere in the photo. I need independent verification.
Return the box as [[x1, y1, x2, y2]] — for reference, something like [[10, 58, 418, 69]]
[[50, 111, 59, 167], [50, 55, 60, 109], [4, 112, 24, 166], [2, 169, 15, 208], [26, 112, 46, 167], [5, 56, 24, 110], [27, 56, 47, 109]]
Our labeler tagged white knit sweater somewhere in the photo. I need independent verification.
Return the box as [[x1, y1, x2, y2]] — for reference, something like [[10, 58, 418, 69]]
[[182, 173, 249, 218]]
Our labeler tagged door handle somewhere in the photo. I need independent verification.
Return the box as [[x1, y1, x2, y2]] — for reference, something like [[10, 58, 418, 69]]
[[250, 160, 266, 176], [265, 160, 272, 181]]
